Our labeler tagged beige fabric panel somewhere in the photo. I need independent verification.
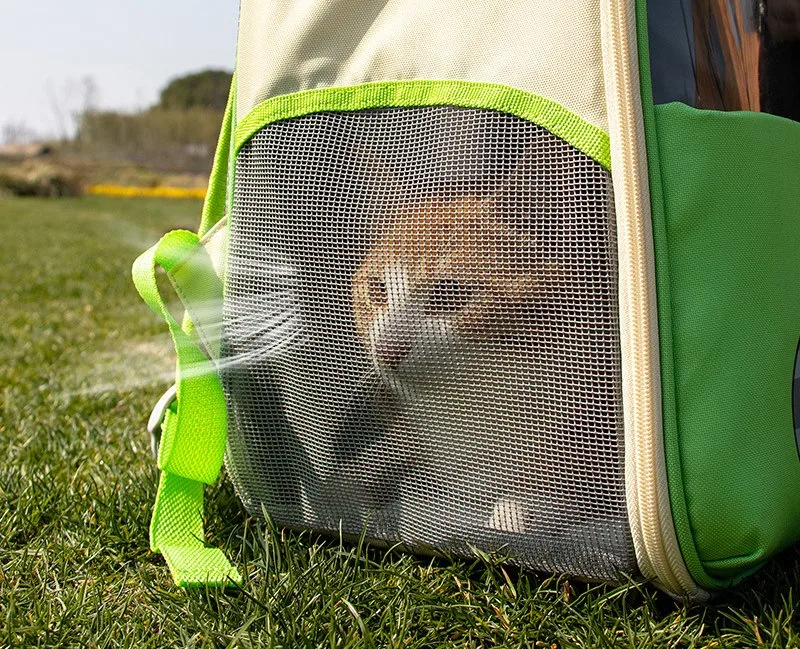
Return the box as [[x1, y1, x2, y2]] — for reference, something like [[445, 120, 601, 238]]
[[236, 0, 608, 133]]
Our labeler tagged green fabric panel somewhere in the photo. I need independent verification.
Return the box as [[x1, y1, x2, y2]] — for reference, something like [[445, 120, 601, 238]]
[[634, 0, 718, 589], [233, 80, 611, 170], [653, 103, 800, 584], [199, 75, 236, 237]]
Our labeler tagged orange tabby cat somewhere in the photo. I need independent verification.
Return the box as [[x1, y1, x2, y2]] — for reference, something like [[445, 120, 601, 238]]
[[350, 188, 560, 539], [352, 192, 555, 400]]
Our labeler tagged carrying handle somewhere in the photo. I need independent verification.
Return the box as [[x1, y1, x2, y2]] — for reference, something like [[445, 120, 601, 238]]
[[132, 230, 241, 588]]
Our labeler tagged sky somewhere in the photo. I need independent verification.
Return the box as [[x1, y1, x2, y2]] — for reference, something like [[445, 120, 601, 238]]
[[0, 0, 239, 141]]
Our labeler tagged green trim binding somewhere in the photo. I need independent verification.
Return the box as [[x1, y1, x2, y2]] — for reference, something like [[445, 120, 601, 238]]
[[233, 80, 611, 170], [133, 230, 241, 588], [199, 75, 236, 237]]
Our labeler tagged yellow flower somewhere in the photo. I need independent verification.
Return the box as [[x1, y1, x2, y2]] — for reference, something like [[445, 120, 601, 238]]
[[86, 185, 206, 199]]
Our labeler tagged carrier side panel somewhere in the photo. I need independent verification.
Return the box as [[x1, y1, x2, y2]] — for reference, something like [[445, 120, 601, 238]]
[[639, 0, 800, 588]]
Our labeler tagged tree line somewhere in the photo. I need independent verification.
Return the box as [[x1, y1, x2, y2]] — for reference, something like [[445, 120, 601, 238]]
[[76, 70, 232, 174]]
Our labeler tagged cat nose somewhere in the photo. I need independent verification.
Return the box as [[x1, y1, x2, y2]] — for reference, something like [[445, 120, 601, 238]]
[[375, 341, 412, 367]]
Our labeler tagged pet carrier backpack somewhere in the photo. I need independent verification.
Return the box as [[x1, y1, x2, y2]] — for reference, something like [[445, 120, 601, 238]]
[[133, 0, 800, 600]]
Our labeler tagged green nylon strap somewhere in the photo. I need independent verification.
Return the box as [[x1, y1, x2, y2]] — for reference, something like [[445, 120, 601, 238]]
[[132, 230, 241, 587], [151, 472, 240, 588], [133, 230, 227, 483]]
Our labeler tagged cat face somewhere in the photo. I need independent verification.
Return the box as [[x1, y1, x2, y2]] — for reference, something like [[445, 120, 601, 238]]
[[352, 194, 552, 391]]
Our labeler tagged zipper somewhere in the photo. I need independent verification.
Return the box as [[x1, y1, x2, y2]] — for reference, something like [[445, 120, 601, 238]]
[[600, 0, 707, 600]]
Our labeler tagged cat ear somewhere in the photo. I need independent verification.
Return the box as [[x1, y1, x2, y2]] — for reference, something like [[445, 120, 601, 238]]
[[487, 142, 572, 236], [486, 145, 541, 233], [351, 145, 406, 245], [486, 144, 571, 286]]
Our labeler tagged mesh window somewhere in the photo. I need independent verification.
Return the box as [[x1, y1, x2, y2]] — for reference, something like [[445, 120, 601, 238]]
[[222, 106, 635, 580]]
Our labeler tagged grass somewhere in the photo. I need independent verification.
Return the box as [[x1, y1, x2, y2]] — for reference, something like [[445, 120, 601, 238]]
[[1, 195, 799, 648]]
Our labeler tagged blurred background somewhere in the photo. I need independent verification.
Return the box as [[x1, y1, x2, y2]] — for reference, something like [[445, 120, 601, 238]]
[[0, 0, 238, 197], [3, 0, 798, 197]]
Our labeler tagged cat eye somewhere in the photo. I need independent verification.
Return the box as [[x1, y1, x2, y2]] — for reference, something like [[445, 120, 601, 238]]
[[427, 279, 474, 313], [367, 277, 388, 306]]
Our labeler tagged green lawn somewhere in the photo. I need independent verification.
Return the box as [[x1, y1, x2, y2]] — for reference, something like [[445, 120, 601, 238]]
[[1, 196, 799, 648]]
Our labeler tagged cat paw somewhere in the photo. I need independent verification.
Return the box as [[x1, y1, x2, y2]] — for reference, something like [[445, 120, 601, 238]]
[[487, 497, 527, 534]]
